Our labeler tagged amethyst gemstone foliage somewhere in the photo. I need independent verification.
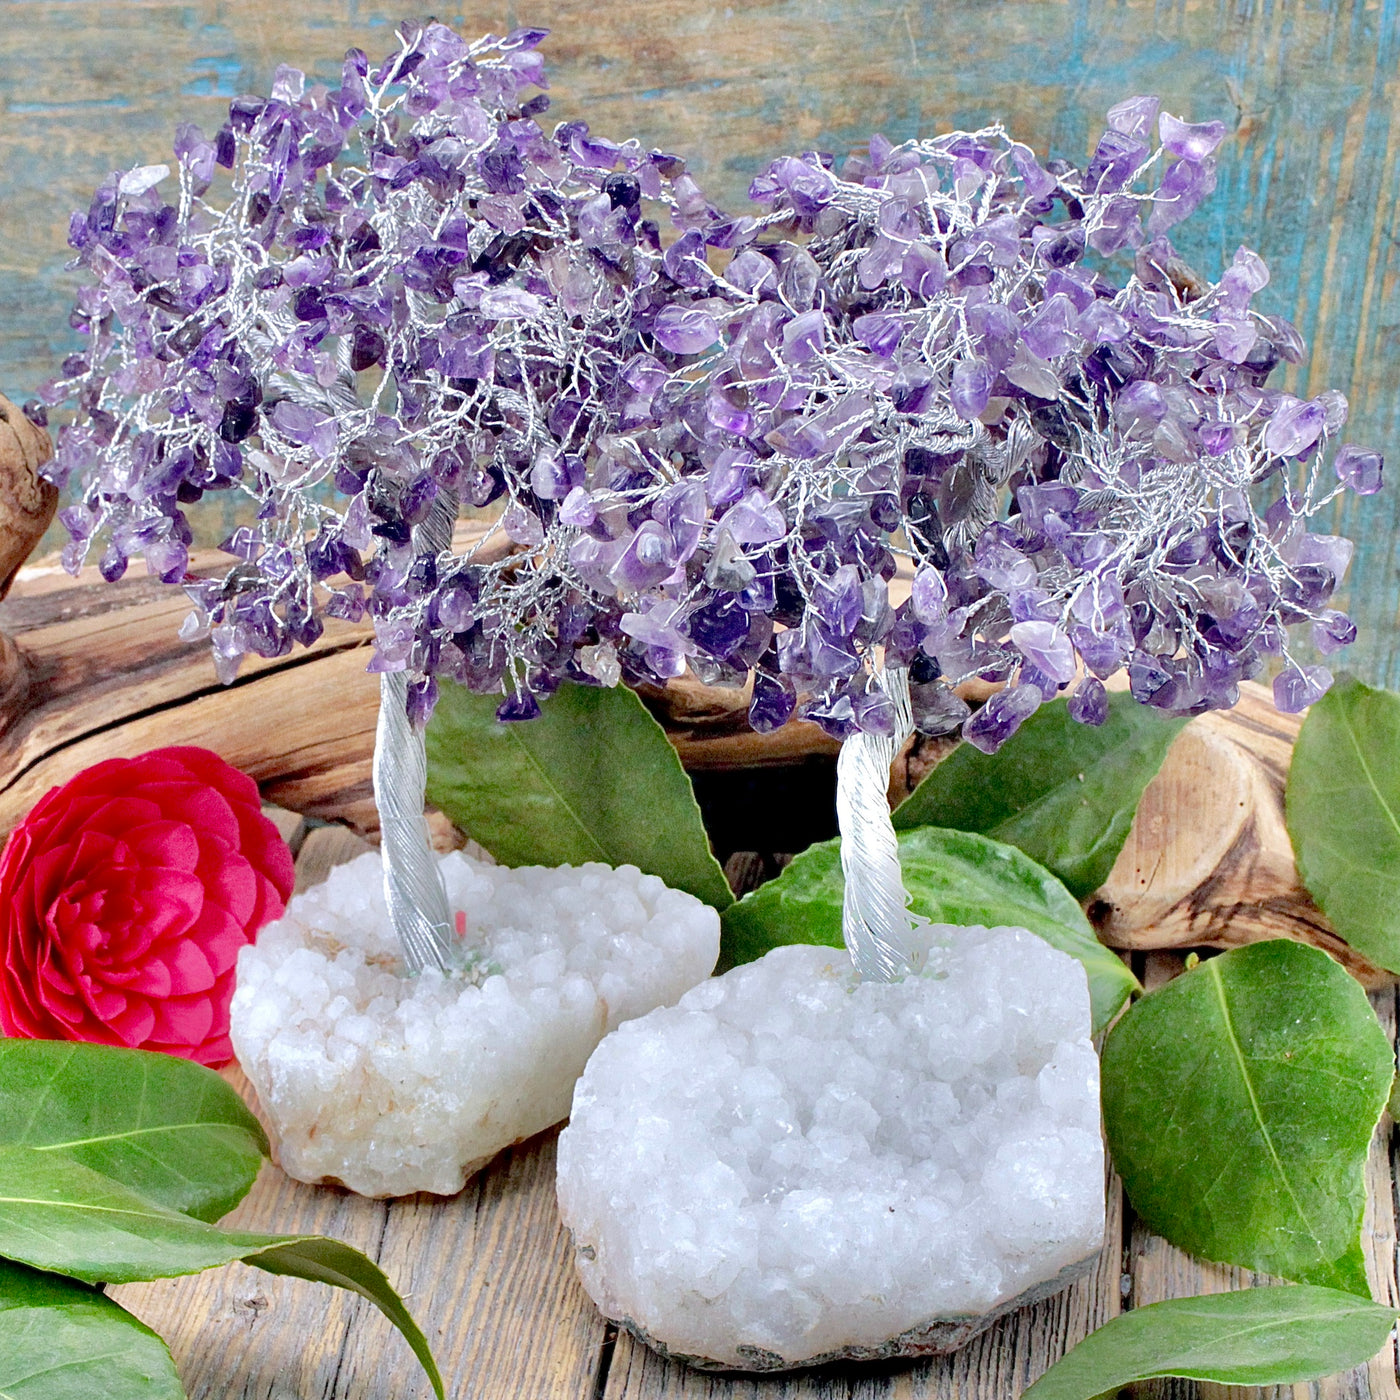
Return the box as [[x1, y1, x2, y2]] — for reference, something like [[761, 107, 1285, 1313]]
[[42, 23, 1383, 748]]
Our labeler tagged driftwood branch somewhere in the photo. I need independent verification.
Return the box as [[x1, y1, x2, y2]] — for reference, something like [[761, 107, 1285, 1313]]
[[0, 526, 844, 837], [1089, 683, 1391, 986], [0, 394, 55, 602]]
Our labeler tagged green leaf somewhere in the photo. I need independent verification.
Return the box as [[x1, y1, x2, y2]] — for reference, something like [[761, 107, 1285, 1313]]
[[1021, 1285, 1398, 1400], [1287, 675, 1400, 972], [0, 1040, 267, 1223], [426, 678, 732, 909], [1101, 941, 1393, 1295], [249, 1236, 441, 1392], [0, 1147, 443, 1399], [892, 690, 1186, 898], [0, 1256, 185, 1400], [720, 826, 1136, 1032]]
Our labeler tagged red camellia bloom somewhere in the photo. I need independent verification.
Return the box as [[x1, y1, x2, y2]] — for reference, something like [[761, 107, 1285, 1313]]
[[0, 746, 295, 1065]]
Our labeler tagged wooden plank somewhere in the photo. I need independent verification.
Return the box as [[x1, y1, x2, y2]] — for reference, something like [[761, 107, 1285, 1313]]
[[109, 1071, 395, 1400], [111, 821, 610, 1400], [336, 1132, 610, 1400]]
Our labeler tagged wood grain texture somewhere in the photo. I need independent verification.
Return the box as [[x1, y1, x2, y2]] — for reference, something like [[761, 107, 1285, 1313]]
[[0, 539, 851, 843], [1091, 682, 1394, 987], [3, 0, 1399, 687]]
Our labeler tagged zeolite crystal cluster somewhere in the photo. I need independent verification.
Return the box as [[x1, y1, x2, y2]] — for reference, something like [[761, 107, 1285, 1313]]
[[556, 927, 1104, 1369], [230, 849, 719, 1196]]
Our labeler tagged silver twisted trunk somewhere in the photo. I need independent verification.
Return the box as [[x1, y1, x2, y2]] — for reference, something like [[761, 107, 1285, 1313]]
[[836, 666, 921, 982], [374, 488, 460, 974]]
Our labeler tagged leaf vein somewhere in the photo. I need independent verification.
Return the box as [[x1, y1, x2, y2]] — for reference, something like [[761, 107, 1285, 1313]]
[[1338, 706, 1400, 845], [30, 1124, 246, 1152], [1206, 960, 1331, 1271], [504, 726, 611, 862]]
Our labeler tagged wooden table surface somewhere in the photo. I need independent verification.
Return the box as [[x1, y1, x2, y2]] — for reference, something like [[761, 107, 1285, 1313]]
[[107, 817, 1400, 1400], [3, 0, 1400, 689]]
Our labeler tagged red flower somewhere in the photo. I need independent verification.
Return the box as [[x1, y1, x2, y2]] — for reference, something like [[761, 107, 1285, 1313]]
[[0, 747, 295, 1065]]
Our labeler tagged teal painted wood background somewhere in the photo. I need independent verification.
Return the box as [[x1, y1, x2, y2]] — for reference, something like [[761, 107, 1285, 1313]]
[[3, 0, 1398, 682]]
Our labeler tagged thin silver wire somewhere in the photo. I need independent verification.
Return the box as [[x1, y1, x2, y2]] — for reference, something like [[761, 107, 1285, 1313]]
[[836, 666, 924, 982], [66, 76, 1348, 715], [374, 487, 461, 974], [57, 49, 1355, 979]]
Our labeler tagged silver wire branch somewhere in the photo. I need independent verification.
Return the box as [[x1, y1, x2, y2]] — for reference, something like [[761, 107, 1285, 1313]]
[[375, 486, 462, 975], [836, 666, 923, 983], [53, 67, 1357, 741]]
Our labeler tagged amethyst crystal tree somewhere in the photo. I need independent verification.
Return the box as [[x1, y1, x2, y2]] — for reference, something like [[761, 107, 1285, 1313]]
[[38, 23, 725, 973], [38, 22, 1383, 981]]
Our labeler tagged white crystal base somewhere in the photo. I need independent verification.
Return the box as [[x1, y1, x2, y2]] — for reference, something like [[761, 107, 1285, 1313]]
[[557, 929, 1105, 1370], [230, 850, 720, 1197], [617, 1252, 1100, 1371]]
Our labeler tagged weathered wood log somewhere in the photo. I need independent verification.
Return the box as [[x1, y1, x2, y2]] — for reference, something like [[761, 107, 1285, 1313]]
[[0, 531, 849, 837], [0, 631, 29, 722], [0, 394, 55, 602], [1090, 682, 1392, 987], [0, 555, 387, 834], [636, 673, 842, 769]]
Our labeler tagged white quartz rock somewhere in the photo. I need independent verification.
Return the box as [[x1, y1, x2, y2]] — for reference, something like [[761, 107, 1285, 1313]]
[[230, 850, 720, 1197], [556, 926, 1105, 1370]]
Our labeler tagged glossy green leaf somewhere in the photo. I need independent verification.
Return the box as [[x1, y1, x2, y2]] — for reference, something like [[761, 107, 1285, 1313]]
[[0, 1257, 184, 1400], [720, 826, 1136, 1031], [426, 678, 732, 909], [1102, 941, 1392, 1295], [249, 1235, 440, 1391], [1021, 1285, 1398, 1400], [0, 1147, 443, 1399], [0, 1039, 267, 1222], [892, 690, 1186, 898], [1287, 675, 1400, 972]]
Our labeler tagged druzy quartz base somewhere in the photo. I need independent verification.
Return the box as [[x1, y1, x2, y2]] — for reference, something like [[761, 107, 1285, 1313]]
[[229, 850, 720, 1197], [556, 929, 1105, 1371], [617, 1256, 1099, 1372]]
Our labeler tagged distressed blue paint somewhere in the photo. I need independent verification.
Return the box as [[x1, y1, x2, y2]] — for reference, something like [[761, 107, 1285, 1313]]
[[182, 54, 244, 98], [8, 95, 129, 112], [634, 79, 727, 101], [1, 0, 1398, 685]]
